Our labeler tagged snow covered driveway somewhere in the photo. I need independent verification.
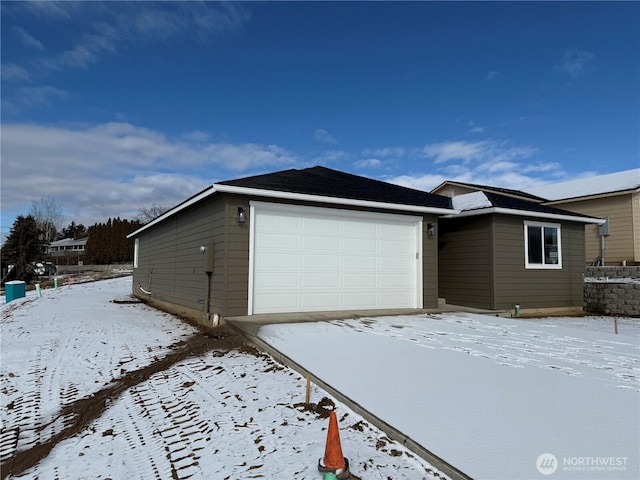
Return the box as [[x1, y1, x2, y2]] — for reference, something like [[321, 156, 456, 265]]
[[1, 277, 447, 479], [259, 313, 640, 479]]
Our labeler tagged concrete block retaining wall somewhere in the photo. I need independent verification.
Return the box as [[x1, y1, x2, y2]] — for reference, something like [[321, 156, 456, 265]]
[[584, 266, 640, 316]]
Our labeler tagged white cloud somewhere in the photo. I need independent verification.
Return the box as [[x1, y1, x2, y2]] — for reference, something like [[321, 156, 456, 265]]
[[557, 48, 594, 78], [486, 70, 500, 81], [361, 147, 405, 158], [356, 159, 382, 168], [313, 129, 337, 144], [13, 26, 44, 50], [467, 121, 484, 134], [384, 137, 563, 194], [423, 140, 490, 163], [422, 140, 537, 165], [182, 130, 210, 143], [9, 3, 250, 80], [8, 86, 68, 109], [0, 122, 297, 228], [1, 64, 31, 82]]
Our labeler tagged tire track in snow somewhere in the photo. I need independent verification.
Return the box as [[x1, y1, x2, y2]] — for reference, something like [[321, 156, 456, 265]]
[[0, 331, 243, 479]]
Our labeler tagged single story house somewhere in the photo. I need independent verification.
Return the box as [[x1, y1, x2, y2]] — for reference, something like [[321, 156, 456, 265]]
[[128, 167, 603, 325], [128, 167, 455, 324]]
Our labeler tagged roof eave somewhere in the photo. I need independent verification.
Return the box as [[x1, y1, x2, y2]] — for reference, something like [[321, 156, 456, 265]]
[[442, 207, 605, 224], [214, 184, 458, 215], [127, 183, 459, 238], [127, 186, 217, 238]]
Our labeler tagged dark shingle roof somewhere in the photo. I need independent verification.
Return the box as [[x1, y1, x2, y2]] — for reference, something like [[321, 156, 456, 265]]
[[218, 166, 453, 210], [483, 192, 595, 219]]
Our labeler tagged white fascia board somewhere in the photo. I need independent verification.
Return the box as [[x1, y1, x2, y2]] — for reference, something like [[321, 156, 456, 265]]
[[127, 186, 216, 238], [443, 207, 606, 224], [213, 184, 458, 216]]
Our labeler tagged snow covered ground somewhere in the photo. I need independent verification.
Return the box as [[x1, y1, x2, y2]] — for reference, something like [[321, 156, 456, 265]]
[[259, 313, 640, 479], [1, 277, 448, 479]]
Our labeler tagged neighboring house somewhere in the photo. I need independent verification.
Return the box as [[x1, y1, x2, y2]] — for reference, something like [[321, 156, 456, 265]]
[[527, 169, 640, 266], [438, 191, 603, 312], [128, 166, 455, 323], [47, 237, 88, 256], [128, 166, 603, 324]]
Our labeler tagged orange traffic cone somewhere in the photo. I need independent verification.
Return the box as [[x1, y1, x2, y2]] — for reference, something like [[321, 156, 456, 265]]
[[318, 411, 350, 478]]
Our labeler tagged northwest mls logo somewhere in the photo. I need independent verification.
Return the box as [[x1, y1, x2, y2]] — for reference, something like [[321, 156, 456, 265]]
[[537, 453, 559, 475]]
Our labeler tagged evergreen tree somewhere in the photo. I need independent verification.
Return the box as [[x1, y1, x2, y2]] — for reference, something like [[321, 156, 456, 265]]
[[85, 218, 141, 264], [2, 215, 42, 284], [57, 221, 87, 240]]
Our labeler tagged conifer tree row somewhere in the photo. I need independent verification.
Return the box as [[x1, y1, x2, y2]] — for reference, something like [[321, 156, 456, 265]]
[[85, 218, 141, 264]]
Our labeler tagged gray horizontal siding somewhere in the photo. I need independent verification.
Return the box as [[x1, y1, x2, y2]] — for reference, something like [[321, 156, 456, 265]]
[[134, 193, 443, 317], [438, 216, 493, 309], [492, 215, 585, 310], [132, 195, 228, 315]]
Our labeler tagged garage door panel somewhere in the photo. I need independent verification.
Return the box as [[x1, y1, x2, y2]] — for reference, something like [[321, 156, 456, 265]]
[[260, 272, 299, 289], [342, 292, 378, 308], [251, 203, 421, 314], [302, 235, 341, 252], [302, 216, 341, 235], [378, 256, 414, 271], [379, 238, 413, 254], [344, 237, 376, 253], [379, 274, 413, 288], [301, 292, 341, 309], [343, 273, 377, 288], [302, 272, 341, 288], [343, 221, 376, 236], [342, 255, 377, 270], [378, 291, 414, 307], [258, 232, 299, 250], [302, 254, 340, 269], [254, 293, 298, 311], [255, 252, 298, 269], [258, 213, 298, 232]]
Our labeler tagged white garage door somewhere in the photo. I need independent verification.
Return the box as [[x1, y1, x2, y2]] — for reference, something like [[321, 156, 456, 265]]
[[249, 202, 423, 314]]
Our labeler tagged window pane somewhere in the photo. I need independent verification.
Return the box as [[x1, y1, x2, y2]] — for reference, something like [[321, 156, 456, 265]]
[[527, 226, 542, 264], [544, 227, 558, 264]]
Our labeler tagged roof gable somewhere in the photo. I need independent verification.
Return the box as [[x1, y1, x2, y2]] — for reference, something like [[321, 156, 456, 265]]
[[218, 166, 453, 210]]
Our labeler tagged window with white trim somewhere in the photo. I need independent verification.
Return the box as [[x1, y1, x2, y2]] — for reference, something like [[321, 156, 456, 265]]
[[524, 221, 561, 269], [134, 238, 139, 268]]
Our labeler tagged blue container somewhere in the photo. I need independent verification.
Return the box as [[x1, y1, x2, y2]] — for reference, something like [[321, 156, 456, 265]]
[[5, 280, 26, 303]]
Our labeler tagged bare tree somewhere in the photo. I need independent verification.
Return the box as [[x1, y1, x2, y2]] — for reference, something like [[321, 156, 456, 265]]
[[136, 204, 169, 224], [29, 196, 63, 245]]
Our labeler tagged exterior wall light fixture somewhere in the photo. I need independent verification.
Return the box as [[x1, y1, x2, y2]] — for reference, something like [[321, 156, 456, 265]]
[[237, 207, 246, 225], [427, 223, 436, 237]]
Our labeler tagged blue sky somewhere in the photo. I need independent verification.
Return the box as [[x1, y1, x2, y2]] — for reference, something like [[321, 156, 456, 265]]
[[1, 1, 638, 242]]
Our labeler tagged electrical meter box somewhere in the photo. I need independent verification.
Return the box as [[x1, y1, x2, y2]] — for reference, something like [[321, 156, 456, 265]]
[[204, 244, 215, 273]]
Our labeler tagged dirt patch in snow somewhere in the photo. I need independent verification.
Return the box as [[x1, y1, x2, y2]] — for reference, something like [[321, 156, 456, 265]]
[[293, 396, 336, 419], [0, 326, 247, 479]]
